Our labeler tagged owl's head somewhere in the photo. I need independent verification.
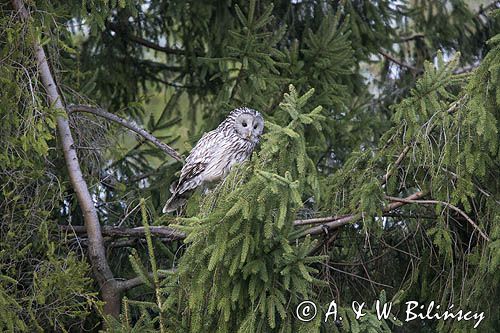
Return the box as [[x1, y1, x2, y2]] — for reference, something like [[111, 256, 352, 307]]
[[230, 107, 264, 143]]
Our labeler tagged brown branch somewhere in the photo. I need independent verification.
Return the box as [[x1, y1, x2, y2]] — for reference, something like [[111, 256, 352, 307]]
[[378, 49, 420, 73], [384, 195, 490, 241], [60, 192, 427, 243], [297, 191, 426, 237], [397, 33, 425, 42], [116, 269, 177, 292], [107, 22, 189, 56], [11, 0, 120, 317], [67, 104, 182, 162], [382, 145, 411, 186], [293, 215, 350, 226], [60, 225, 186, 241]]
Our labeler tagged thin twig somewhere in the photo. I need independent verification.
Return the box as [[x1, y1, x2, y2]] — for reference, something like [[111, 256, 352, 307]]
[[382, 145, 411, 186], [106, 22, 190, 56], [297, 191, 426, 238], [321, 262, 393, 289], [67, 104, 182, 162], [378, 49, 420, 73], [384, 195, 490, 241], [397, 33, 425, 42], [294, 215, 350, 226]]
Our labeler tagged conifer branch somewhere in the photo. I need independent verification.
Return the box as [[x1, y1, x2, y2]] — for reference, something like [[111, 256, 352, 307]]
[[382, 96, 466, 185], [67, 104, 182, 162], [62, 191, 428, 242], [384, 196, 490, 241], [11, 0, 121, 317]]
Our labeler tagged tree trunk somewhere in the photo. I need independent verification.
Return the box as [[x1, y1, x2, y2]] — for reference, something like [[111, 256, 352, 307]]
[[11, 0, 120, 317]]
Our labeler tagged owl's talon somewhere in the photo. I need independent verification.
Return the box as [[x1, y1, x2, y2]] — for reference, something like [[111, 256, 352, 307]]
[[321, 224, 329, 236]]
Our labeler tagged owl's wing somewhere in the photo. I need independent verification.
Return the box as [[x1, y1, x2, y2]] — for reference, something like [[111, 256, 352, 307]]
[[174, 130, 219, 194]]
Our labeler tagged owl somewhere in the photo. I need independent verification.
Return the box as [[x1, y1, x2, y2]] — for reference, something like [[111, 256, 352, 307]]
[[162, 107, 264, 213]]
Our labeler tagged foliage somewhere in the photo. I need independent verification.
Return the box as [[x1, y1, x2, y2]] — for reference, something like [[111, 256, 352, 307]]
[[1, 0, 499, 332], [0, 8, 98, 331]]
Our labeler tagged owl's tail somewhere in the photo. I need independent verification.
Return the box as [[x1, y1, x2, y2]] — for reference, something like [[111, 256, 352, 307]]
[[162, 193, 187, 213], [162, 180, 187, 213]]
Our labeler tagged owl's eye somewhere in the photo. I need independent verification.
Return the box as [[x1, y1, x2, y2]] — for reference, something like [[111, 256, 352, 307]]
[[242, 122, 247, 127], [253, 125, 257, 129]]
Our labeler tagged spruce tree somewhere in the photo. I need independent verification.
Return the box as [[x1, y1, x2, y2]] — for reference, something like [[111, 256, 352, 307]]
[[0, 0, 499, 332]]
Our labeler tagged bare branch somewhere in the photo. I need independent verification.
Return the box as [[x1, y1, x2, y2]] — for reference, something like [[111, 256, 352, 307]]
[[11, 0, 120, 316], [384, 195, 490, 241], [294, 215, 350, 226], [116, 269, 177, 292], [378, 49, 420, 73], [397, 33, 425, 42], [298, 191, 426, 237], [60, 225, 186, 241], [62, 192, 429, 243], [453, 61, 481, 75], [382, 145, 411, 186], [106, 22, 189, 56], [67, 104, 182, 162]]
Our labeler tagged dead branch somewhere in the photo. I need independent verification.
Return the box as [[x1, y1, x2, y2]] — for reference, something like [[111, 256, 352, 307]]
[[116, 269, 177, 292], [293, 215, 350, 226], [106, 22, 203, 57], [382, 145, 411, 186], [298, 191, 426, 237], [397, 33, 425, 42], [67, 104, 182, 162], [61, 225, 186, 241], [378, 49, 420, 73], [60, 192, 428, 243], [384, 195, 490, 241]]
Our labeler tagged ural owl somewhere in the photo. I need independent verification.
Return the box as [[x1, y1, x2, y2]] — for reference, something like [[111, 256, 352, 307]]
[[162, 107, 264, 213]]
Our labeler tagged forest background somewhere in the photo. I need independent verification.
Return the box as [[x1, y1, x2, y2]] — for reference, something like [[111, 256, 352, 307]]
[[0, 0, 499, 332]]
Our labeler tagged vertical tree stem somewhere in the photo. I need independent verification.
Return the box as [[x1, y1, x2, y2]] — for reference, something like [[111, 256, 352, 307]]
[[11, 0, 120, 317]]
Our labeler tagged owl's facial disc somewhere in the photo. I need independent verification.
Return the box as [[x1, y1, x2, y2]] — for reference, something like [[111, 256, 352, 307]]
[[235, 113, 264, 143]]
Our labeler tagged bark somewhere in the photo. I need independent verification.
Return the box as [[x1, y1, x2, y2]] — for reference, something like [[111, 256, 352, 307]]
[[61, 225, 186, 240], [11, 0, 120, 317], [61, 192, 429, 242]]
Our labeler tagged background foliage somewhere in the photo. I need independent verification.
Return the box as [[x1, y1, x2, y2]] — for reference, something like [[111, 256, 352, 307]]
[[1, 0, 499, 332]]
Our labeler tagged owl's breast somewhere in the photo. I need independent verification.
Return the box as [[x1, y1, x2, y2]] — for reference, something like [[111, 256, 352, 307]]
[[202, 138, 254, 183]]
